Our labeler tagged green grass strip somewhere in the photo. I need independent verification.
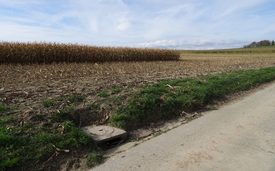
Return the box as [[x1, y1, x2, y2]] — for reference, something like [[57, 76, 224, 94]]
[[111, 67, 275, 128], [0, 103, 7, 113], [0, 120, 94, 171]]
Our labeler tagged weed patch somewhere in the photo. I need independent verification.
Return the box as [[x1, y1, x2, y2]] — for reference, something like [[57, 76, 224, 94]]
[[0, 103, 7, 112], [98, 90, 110, 97], [67, 95, 85, 103], [87, 103, 99, 110], [85, 151, 103, 168], [53, 106, 74, 122], [42, 97, 63, 108], [109, 114, 128, 129], [111, 87, 122, 94]]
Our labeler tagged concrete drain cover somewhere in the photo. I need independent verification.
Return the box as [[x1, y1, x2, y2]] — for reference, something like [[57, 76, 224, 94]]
[[82, 125, 127, 146]]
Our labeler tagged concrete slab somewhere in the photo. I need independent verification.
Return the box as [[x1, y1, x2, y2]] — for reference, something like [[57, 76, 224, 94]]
[[82, 125, 127, 145]]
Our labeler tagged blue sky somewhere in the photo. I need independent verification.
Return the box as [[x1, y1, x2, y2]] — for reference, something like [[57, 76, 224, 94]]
[[0, 0, 274, 49]]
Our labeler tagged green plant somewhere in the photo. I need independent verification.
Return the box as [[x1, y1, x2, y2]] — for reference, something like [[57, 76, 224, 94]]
[[85, 151, 103, 168], [67, 95, 85, 103], [109, 114, 128, 129], [41, 97, 63, 108], [154, 132, 162, 137], [23, 123, 33, 128], [112, 87, 122, 94], [117, 92, 163, 122], [42, 99, 55, 108], [61, 121, 95, 147], [10, 107, 18, 111], [55, 97, 64, 101], [98, 90, 110, 97], [0, 103, 7, 112], [53, 106, 74, 122], [87, 104, 98, 110], [111, 96, 126, 106], [0, 116, 18, 125]]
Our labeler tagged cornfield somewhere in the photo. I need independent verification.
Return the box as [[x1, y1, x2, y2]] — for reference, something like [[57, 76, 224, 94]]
[[0, 42, 180, 64]]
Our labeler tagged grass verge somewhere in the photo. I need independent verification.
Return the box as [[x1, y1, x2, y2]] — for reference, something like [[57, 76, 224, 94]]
[[0, 116, 97, 171], [110, 66, 275, 129]]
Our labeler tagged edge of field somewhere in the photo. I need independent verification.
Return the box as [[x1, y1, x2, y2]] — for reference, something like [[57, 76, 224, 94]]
[[2, 66, 275, 171]]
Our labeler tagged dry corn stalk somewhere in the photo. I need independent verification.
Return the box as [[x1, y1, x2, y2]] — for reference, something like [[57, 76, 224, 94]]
[[43, 144, 69, 165], [0, 42, 180, 64]]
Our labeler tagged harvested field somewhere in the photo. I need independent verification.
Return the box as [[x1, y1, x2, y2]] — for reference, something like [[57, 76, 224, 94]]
[[180, 45, 275, 55], [1, 57, 275, 91], [1, 56, 275, 110]]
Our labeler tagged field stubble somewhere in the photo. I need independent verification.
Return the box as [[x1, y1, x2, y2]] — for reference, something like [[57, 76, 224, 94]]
[[1, 56, 275, 109], [1, 57, 275, 90]]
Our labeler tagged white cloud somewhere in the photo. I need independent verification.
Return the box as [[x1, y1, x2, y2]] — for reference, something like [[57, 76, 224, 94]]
[[0, 0, 45, 7], [117, 20, 130, 31], [87, 17, 98, 32], [136, 39, 248, 50]]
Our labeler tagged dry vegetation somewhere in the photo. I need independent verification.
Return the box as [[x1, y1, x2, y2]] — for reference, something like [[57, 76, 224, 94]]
[[0, 42, 179, 64], [1, 57, 275, 89]]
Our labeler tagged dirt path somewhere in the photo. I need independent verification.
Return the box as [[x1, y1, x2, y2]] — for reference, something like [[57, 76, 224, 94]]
[[91, 83, 275, 171]]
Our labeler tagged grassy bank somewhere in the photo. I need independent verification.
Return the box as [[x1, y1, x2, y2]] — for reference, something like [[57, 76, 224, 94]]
[[1, 66, 275, 170], [0, 102, 101, 171], [109, 66, 275, 129]]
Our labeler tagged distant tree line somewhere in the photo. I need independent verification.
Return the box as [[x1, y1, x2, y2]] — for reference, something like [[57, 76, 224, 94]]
[[243, 40, 275, 48]]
